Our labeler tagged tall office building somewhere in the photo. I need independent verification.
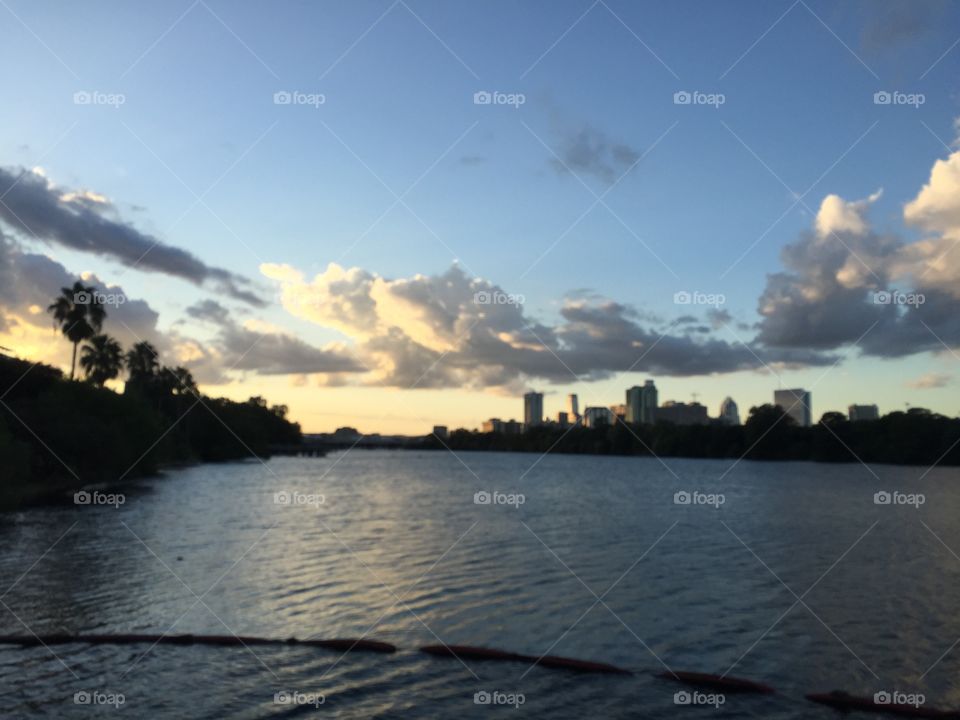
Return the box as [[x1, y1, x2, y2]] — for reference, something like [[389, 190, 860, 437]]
[[774, 388, 812, 427], [524, 391, 544, 429], [719, 397, 741, 425], [641, 380, 658, 424], [567, 394, 579, 420], [625, 386, 643, 424], [848, 404, 879, 421], [625, 380, 658, 424]]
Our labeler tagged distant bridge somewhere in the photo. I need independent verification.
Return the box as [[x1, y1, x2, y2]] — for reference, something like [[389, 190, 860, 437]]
[[269, 436, 423, 457]]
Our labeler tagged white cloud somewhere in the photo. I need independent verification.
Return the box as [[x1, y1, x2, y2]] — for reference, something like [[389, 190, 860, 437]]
[[815, 189, 881, 239], [906, 372, 952, 389]]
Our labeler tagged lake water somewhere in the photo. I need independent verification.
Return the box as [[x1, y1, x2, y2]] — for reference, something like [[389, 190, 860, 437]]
[[2, 450, 960, 718]]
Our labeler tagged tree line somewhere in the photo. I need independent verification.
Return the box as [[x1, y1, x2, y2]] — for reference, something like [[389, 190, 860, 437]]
[[423, 404, 960, 467], [0, 282, 301, 509]]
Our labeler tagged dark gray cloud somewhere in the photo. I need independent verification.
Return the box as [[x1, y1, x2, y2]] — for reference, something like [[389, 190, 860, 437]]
[[185, 299, 231, 325], [860, 0, 948, 53], [549, 125, 641, 184], [0, 167, 265, 306], [706, 308, 733, 329]]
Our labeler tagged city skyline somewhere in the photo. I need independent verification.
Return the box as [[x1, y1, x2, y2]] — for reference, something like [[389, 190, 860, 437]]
[[1, 1, 959, 434], [426, 381, 923, 438]]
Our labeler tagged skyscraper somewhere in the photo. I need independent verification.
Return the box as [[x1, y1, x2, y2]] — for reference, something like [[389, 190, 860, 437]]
[[641, 380, 658, 424], [774, 388, 812, 427], [625, 386, 642, 424], [626, 380, 658, 424], [567, 393, 579, 420], [524, 391, 544, 429], [719, 397, 740, 425]]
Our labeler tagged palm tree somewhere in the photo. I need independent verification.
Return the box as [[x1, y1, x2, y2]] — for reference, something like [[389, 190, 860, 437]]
[[125, 341, 160, 384], [167, 366, 197, 396], [79, 334, 123, 387], [47, 282, 106, 379]]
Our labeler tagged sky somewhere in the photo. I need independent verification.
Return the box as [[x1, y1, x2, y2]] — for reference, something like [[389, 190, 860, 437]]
[[1, 0, 959, 433]]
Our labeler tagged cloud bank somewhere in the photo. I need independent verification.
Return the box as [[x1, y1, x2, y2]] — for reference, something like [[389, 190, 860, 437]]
[[0, 166, 264, 306], [756, 149, 960, 358], [261, 262, 832, 390]]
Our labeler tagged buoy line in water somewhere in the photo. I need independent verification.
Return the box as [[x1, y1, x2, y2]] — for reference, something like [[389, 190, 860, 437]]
[[2, 635, 956, 716]]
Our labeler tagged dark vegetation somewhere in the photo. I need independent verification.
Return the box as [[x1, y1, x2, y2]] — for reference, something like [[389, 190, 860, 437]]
[[422, 404, 960, 467], [0, 283, 300, 509]]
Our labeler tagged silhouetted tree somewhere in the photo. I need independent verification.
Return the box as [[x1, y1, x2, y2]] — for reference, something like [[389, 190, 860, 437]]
[[743, 404, 795, 459], [820, 411, 847, 427], [79, 334, 123, 387], [47, 282, 106, 379], [125, 341, 160, 384], [167, 366, 197, 396]]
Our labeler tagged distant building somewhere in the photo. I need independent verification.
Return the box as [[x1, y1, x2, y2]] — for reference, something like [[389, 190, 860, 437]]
[[583, 406, 614, 428], [641, 380, 658, 424], [481, 418, 501, 433], [657, 401, 708, 425], [567, 394, 580, 420], [625, 386, 642, 424], [482, 418, 523, 434], [774, 388, 812, 427], [432, 425, 448, 439], [719, 397, 740, 425], [609, 404, 627, 421], [626, 380, 658, 424], [848, 404, 879, 421], [524, 391, 544, 429], [557, 411, 569, 428]]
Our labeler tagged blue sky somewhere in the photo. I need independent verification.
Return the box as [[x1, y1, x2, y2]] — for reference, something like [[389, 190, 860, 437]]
[[1, 0, 959, 431]]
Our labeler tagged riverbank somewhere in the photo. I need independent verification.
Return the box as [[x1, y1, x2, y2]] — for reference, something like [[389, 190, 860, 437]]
[[415, 409, 960, 467], [0, 354, 301, 511]]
